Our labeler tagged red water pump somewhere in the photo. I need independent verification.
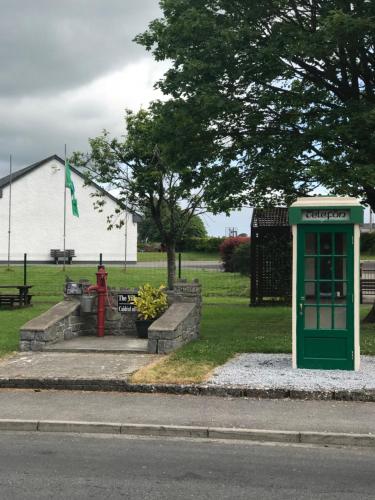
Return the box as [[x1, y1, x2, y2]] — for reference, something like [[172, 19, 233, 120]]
[[87, 265, 108, 337]]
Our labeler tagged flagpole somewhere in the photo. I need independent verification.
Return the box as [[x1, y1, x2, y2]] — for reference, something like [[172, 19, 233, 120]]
[[124, 211, 128, 272], [63, 144, 67, 271], [7, 154, 12, 271]]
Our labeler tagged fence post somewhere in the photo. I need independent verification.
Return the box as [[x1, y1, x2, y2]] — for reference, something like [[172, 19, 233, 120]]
[[24, 253, 27, 286], [178, 252, 182, 279], [99, 253, 103, 266]]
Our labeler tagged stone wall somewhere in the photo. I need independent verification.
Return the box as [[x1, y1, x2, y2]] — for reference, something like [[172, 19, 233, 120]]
[[20, 300, 83, 351], [20, 281, 202, 353], [148, 280, 202, 354], [79, 288, 138, 337]]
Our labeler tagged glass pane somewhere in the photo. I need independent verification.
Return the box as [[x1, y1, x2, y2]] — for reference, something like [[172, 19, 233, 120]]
[[334, 307, 346, 329], [305, 282, 316, 303], [320, 257, 332, 280], [335, 233, 346, 255], [334, 282, 347, 304], [319, 282, 332, 303], [335, 257, 347, 280], [305, 233, 317, 254], [304, 258, 316, 280], [320, 233, 332, 255], [319, 307, 332, 329], [305, 306, 317, 329]]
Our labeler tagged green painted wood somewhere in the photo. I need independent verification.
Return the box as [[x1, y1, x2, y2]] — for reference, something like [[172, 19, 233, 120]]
[[297, 225, 354, 370], [289, 205, 363, 225]]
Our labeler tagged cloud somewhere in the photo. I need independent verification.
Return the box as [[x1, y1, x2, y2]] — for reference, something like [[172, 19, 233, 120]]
[[0, 0, 165, 175], [0, 0, 161, 97], [0, 58, 168, 175]]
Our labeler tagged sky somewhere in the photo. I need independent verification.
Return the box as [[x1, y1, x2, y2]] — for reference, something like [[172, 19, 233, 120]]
[[0, 0, 251, 236]]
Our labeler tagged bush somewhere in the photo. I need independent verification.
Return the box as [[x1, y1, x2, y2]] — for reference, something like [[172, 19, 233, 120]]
[[178, 236, 224, 253], [219, 237, 251, 272], [361, 232, 375, 253], [230, 242, 251, 276], [133, 284, 168, 320]]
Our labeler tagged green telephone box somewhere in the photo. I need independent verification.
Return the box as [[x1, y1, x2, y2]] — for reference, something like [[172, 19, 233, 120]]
[[289, 197, 363, 370]]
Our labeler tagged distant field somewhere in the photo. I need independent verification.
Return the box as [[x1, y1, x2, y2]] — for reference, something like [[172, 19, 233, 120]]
[[0, 265, 248, 298], [137, 252, 219, 262]]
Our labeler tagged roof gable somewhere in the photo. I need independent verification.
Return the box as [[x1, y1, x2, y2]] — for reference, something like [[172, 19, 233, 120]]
[[0, 155, 141, 223]]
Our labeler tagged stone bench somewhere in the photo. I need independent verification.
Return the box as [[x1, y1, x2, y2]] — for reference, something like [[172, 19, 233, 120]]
[[20, 300, 83, 351], [147, 302, 198, 354]]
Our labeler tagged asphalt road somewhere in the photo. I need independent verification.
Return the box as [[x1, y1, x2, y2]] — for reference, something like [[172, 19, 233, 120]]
[[1, 433, 375, 499]]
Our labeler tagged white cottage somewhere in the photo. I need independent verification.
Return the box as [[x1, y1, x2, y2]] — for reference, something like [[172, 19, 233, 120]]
[[0, 155, 140, 263]]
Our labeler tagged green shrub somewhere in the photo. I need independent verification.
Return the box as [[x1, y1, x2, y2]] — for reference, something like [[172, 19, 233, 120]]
[[230, 242, 251, 276], [133, 284, 168, 320], [219, 237, 251, 272], [361, 232, 375, 253], [179, 236, 224, 253]]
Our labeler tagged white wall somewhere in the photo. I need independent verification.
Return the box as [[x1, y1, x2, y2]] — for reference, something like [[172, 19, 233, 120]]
[[0, 158, 138, 262]]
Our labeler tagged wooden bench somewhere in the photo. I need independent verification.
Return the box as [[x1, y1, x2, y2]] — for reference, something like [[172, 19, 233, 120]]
[[0, 285, 33, 307], [50, 249, 76, 264], [360, 262, 375, 304], [0, 295, 32, 307]]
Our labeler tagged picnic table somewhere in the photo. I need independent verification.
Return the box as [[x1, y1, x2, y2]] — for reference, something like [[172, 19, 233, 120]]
[[0, 285, 33, 307]]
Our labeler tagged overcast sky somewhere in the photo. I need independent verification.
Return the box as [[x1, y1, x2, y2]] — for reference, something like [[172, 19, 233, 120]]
[[0, 0, 251, 235]]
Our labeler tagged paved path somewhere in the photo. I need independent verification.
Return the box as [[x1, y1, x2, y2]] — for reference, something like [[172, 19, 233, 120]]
[[0, 352, 158, 381], [0, 390, 373, 435], [44, 336, 148, 354]]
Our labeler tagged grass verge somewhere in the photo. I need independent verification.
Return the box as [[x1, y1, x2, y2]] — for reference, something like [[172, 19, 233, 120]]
[[130, 300, 375, 384], [0, 299, 58, 357]]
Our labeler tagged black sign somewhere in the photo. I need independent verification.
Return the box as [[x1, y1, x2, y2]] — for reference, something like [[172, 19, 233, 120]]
[[117, 293, 138, 313]]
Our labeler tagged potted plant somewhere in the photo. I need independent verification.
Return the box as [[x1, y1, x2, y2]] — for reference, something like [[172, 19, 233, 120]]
[[133, 284, 168, 338]]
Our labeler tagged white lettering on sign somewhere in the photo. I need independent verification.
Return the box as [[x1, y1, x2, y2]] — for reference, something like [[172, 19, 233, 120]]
[[302, 209, 350, 222], [117, 293, 138, 313]]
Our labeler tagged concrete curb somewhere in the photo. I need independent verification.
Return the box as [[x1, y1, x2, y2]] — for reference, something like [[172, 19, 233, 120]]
[[0, 419, 374, 448], [0, 377, 375, 402]]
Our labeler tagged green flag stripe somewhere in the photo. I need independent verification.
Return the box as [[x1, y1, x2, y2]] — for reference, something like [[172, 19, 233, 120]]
[[65, 161, 79, 217]]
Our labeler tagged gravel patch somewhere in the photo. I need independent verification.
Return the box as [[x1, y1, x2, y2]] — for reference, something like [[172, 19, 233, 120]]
[[208, 354, 375, 392]]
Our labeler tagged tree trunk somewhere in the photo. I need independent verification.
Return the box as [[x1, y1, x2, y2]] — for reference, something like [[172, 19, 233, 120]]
[[166, 243, 176, 290]]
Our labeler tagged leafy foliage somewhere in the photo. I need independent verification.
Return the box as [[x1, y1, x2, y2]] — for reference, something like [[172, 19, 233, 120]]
[[361, 232, 375, 253], [219, 237, 250, 272], [133, 284, 168, 320], [72, 101, 219, 288], [139, 207, 207, 243], [179, 236, 224, 253], [137, 1, 375, 210], [230, 242, 251, 276]]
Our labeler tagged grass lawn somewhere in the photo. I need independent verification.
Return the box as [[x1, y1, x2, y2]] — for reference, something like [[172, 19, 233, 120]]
[[0, 265, 248, 298], [137, 252, 219, 262], [132, 299, 375, 384], [0, 298, 59, 357]]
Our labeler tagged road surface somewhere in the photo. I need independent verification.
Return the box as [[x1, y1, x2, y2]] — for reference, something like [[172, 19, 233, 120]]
[[1, 432, 374, 499]]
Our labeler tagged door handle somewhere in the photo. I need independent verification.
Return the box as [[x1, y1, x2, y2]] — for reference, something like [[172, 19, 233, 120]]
[[299, 303, 304, 315]]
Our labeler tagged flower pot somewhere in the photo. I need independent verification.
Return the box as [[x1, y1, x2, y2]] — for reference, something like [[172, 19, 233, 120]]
[[135, 319, 153, 339]]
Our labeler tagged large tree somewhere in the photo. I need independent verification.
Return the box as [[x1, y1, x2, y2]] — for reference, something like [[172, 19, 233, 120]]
[[138, 207, 207, 244], [136, 0, 375, 210], [73, 100, 217, 289]]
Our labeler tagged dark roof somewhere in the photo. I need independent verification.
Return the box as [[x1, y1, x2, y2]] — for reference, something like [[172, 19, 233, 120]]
[[0, 154, 141, 223], [251, 207, 290, 228]]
